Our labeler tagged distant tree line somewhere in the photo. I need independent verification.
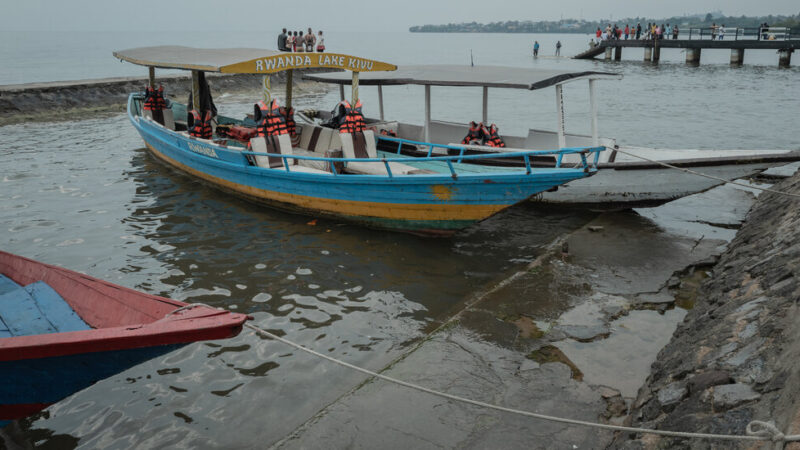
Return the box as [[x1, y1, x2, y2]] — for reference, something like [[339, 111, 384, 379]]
[[409, 13, 800, 34]]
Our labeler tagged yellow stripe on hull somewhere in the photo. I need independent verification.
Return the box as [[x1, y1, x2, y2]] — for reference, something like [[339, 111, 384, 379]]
[[144, 143, 507, 222]]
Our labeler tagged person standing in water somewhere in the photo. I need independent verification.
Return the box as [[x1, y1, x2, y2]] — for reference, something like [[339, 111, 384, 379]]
[[555, 41, 562, 56], [533, 41, 540, 57]]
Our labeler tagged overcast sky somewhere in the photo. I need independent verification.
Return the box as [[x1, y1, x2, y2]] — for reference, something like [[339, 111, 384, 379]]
[[3, 0, 798, 32]]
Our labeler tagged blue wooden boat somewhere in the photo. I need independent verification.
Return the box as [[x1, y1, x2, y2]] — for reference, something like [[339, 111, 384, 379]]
[[0, 250, 249, 426], [114, 46, 604, 235]]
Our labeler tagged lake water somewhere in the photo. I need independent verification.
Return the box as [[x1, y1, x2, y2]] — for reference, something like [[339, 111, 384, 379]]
[[0, 30, 798, 448]]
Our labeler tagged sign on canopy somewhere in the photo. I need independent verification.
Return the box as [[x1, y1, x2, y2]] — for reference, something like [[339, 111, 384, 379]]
[[221, 53, 396, 74]]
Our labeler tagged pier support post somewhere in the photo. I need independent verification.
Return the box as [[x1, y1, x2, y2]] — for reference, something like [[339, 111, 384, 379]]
[[730, 49, 744, 65], [644, 47, 652, 61], [378, 85, 385, 121], [604, 47, 612, 60], [339, 84, 345, 102], [191, 70, 200, 111], [778, 49, 792, 68], [614, 46, 622, 60], [424, 85, 431, 143], [589, 79, 598, 147], [686, 48, 701, 65], [652, 45, 661, 63], [555, 84, 566, 149], [148, 66, 155, 88], [482, 86, 488, 124]]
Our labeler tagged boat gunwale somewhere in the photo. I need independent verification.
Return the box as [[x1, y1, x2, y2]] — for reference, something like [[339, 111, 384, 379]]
[[0, 251, 249, 362]]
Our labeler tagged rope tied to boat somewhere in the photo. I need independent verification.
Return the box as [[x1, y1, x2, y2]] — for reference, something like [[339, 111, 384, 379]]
[[164, 302, 217, 317], [243, 321, 800, 444], [614, 147, 800, 198]]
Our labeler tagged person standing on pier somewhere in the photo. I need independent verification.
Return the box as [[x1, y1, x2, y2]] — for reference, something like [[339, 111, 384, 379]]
[[555, 41, 562, 56], [718, 25, 725, 40], [305, 28, 316, 52], [673, 25, 679, 39], [665, 24, 671, 39], [278, 28, 288, 51], [711, 23, 717, 40], [316, 30, 325, 52], [624, 24, 629, 40], [533, 41, 540, 56], [636, 23, 642, 39]]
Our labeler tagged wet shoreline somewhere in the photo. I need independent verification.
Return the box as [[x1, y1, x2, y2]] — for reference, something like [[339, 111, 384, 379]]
[[615, 172, 800, 449], [0, 71, 325, 126]]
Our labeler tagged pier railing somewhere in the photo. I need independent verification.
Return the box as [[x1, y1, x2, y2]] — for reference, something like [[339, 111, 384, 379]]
[[685, 27, 792, 41]]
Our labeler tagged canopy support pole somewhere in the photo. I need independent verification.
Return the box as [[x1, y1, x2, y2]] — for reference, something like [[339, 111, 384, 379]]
[[555, 84, 565, 149], [589, 79, 598, 147], [352, 72, 359, 103], [424, 85, 431, 143], [339, 85, 345, 102], [286, 69, 293, 109], [191, 70, 200, 111], [148, 67, 155, 88], [378, 85, 385, 121], [482, 86, 488, 124]]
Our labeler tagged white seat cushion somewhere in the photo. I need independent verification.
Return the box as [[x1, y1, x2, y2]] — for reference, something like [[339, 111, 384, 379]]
[[163, 109, 175, 130], [250, 135, 294, 169], [345, 160, 429, 176], [283, 165, 332, 175]]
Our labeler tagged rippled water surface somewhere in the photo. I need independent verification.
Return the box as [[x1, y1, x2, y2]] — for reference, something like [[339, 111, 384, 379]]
[[1, 30, 798, 448]]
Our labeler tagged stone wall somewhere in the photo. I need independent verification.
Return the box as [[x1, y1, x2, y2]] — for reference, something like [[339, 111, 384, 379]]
[[616, 173, 800, 449]]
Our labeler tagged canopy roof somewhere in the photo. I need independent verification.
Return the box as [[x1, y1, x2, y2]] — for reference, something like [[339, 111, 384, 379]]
[[303, 65, 621, 90], [113, 46, 397, 74]]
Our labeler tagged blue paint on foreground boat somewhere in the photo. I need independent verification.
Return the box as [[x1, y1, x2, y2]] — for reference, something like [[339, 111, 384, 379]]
[[0, 344, 182, 428]]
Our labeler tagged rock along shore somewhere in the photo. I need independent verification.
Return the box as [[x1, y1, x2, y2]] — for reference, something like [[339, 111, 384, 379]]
[[0, 71, 323, 126], [615, 173, 800, 449]]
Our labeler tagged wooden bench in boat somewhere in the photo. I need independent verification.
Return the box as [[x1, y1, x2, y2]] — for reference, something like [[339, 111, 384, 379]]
[[0, 274, 91, 338]]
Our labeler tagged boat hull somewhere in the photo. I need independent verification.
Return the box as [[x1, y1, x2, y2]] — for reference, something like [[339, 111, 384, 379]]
[[0, 345, 181, 426], [536, 160, 782, 209], [130, 102, 594, 235], [0, 251, 249, 425]]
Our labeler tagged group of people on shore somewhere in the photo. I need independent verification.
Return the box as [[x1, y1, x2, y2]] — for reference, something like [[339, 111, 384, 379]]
[[595, 23, 679, 42], [277, 28, 325, 53]]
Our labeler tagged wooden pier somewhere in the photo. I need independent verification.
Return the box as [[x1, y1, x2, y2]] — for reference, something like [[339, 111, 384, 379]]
[[574, 27, 798, 67]]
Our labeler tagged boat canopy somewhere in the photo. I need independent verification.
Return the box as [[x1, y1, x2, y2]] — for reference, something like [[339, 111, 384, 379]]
[[113, 46, 397, 74], [303, 65, 621, 90]]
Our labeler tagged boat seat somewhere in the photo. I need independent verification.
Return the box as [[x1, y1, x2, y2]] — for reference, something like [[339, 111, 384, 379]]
[[163, 108, 175, 130], [249, 135, 331, 174], [340, 130, 431, 175], [0, 275, 91, 337], [299, 125, 335, 153], [142, 109, 175, 131]]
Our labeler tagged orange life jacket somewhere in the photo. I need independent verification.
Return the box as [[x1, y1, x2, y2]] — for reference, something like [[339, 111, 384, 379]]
[[461, 121, 485, 145], [143, 86, 157, 111], [483, 123, 505, 148], [265, 99, 289, 136], [189, 109, 213, 139], [255, 100, 270, 137], [339, 100, 365, 134], [284, 107, 297, 137], [154, 86, 167, 110], [143, 86, 167, 111]]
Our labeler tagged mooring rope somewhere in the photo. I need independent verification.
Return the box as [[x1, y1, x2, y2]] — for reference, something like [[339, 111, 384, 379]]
[[613, 147, 800, 198], [243, 322, 800, 444]]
